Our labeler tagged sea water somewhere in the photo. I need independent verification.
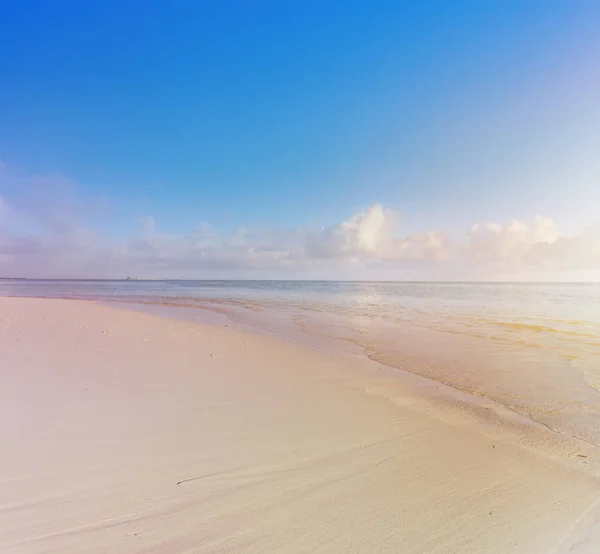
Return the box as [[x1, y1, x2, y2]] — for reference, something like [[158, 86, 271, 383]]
[[2, 279, 599, 445]]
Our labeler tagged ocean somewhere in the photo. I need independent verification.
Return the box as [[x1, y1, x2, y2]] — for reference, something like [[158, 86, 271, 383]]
[[2, 279, 599, 445]]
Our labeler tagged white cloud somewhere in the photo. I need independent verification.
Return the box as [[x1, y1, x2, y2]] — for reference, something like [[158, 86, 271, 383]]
[[525, 223, 600, 270], [306, 205, 452, 264], [1, 196, 598, 279], [467, 215, 560, 265], [391, 231, 452, 262], [306, 204, 396, 259], [0, 165, 598, 280]]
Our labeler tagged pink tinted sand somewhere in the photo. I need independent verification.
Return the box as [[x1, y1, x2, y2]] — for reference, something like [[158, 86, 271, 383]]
[[1, 297, 599, 553]]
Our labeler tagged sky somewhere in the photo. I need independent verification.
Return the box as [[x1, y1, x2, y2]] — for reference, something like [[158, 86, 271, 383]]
[[0, 0, 599, 280]]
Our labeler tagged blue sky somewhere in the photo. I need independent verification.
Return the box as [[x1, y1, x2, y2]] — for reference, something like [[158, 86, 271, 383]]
[[0, 1, 599, 279]]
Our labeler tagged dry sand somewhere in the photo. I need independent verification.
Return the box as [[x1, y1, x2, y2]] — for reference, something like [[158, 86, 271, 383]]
[[1, 297, 599, 553]]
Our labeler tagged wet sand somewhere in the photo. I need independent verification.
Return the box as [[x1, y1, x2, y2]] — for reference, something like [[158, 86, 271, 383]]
[[1, 297, 599, 553]]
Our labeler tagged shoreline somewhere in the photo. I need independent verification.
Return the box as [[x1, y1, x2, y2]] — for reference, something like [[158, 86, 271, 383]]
[[5, 284, 598, 449], [10, 294, 600, 473], [7, 294, 600, 472], [2, 296, 600, 552], [2, 278, 600, 449], [114, 297, 600, 456]]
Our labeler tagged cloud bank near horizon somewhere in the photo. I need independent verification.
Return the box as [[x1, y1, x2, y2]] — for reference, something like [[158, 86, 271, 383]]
[[0, 168, 599, 281]]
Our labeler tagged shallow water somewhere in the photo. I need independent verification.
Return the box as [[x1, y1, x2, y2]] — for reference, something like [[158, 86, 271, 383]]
[[2, 279, 600, 444]]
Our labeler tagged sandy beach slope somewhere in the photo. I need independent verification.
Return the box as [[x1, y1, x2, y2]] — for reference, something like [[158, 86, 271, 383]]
[[1, 297, 599, 553]]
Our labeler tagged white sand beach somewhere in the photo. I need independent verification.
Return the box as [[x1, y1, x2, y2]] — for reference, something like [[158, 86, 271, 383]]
[[1, 297, 599, 553]]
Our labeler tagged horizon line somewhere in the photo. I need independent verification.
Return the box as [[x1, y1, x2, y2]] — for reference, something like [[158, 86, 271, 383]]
[[1, 277, 598, 285]]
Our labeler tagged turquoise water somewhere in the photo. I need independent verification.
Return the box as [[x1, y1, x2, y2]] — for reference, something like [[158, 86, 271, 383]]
[[2, 279, 600, 444]]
